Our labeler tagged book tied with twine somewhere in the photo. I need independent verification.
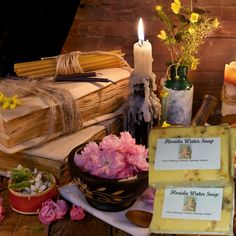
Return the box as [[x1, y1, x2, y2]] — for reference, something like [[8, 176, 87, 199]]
[[0, 67, 130, 153]]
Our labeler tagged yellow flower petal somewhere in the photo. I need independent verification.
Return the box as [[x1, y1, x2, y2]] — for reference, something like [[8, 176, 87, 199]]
[[2, 98, 10, 109], [155, 5, 162, 12], [190, 13, 199, 23], [157, 30, 167, 40], [12, 96, 21, 106], [160, 89, 168, 98], [191, 57, 199, 70], [188, 26, 195, 34], [213, 18, 219, 28], [9, 103, 16, 109], [171, 0, 181, 14], [162, 121, 171, 127]]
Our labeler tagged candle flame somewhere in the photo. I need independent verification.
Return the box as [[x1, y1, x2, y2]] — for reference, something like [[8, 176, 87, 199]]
[[138, 18, 144, 42]]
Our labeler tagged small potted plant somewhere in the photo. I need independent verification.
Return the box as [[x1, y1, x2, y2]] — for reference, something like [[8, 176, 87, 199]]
[[155, 0, 219, 125], [8, 165, 57, 214], [68, 131, 149, 212]]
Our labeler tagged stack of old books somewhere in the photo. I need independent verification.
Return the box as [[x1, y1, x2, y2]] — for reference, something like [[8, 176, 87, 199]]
[[0, 50, 131, 185]]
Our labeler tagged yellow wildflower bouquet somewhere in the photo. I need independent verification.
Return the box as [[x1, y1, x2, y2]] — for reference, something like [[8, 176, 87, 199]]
[[156, 0, 219, 71]]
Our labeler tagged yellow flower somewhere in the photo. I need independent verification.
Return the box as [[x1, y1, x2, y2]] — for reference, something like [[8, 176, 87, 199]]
[[191, 57, 199, 70], [213, 18, 219, 28], [171, 0, 181, 14], [157, 30, 167, 40], [2, 97, 11, 109], [190, 13, 199, 23], [160, 89, 168, 98], [1, 95, 21, 109], [9, 96, 21, 109], [155, 5, 162, 11], [188, 26, 195, 34], [162, 121, 171, 127]]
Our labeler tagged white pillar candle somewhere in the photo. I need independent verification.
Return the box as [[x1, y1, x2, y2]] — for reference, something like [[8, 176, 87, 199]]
[[133, 18, 153, 77]]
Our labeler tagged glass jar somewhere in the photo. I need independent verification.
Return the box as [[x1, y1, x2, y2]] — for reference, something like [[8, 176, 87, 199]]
[[161, 65, 194, 125]]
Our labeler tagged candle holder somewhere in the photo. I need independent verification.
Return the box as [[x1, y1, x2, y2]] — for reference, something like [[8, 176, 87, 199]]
[[126, 72, 161, 147]]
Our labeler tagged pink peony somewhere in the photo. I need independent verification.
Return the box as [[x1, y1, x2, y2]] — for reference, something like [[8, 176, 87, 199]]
[[142, 187, 156, 206], [70, 205, 85, 221], [119, 131, 136, 149], [39, 205, 57, 225], [99, 134, 120, 151], [74, 132, 149, 179], [54, 199, 68, 220], [42, 198, 57, 208], [91, 150, 125, 179], [39, 198, 68, 224], [74, 142, 99, 172]]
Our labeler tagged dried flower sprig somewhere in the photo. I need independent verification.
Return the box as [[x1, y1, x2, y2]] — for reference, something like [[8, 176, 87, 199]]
[[155, 0, 219, 71]]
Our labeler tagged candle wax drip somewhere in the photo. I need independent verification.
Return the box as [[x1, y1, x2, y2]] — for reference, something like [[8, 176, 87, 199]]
[[126, 72, 161, 146]]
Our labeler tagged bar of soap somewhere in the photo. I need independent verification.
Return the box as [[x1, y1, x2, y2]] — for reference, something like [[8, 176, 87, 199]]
[[149, 183, 234, 235], [149, 125, 231, 187], [230, 127, 236, 177]]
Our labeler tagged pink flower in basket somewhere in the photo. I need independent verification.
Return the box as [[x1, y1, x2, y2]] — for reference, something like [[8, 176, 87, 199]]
[[74, 132, 148, 179]]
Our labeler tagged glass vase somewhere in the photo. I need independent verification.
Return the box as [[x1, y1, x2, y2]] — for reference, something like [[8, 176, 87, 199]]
[[161, 65, 194, 125]]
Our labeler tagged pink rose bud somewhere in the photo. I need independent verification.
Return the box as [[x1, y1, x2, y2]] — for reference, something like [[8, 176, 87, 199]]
[[54, 199, 68, 219], [39, 205, 57, 225], [70, 205, 85, 221], [142, 187, 156, 205], [42, 198, 57, 208]]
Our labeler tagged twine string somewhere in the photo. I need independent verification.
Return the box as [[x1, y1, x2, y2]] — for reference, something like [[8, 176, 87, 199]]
[[55, 50, 132, 75], [0, 79, 82, 145], [0, 50, 131, 145]]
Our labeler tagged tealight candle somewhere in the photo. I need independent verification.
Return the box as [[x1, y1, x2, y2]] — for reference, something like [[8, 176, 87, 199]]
[[133, 18, 153, 77]]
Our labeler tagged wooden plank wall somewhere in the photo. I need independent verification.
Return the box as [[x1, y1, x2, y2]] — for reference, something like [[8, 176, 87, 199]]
[[63, 0, 236, 115]]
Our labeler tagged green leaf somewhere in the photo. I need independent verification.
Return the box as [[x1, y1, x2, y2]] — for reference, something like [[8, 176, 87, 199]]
[[9, 180, 31, 191], [10, 168, 32, 182]]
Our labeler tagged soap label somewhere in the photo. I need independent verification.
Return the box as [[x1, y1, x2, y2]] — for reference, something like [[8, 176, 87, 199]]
[[162, 187, 223, 221], [154, 137, 220, 170]]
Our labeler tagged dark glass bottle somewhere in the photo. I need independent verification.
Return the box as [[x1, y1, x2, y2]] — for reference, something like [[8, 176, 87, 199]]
[[165, 65, 192, 91], [127, 83, 150, 148]]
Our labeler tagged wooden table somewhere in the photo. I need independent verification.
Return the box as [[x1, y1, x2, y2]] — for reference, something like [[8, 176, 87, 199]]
[[1, 173, 235, 236], [0, 177, 144, 236]]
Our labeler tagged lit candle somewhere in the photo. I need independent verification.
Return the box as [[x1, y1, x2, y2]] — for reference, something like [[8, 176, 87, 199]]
[[133, 18, 153, 77], [224, 63, 236, 85]]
